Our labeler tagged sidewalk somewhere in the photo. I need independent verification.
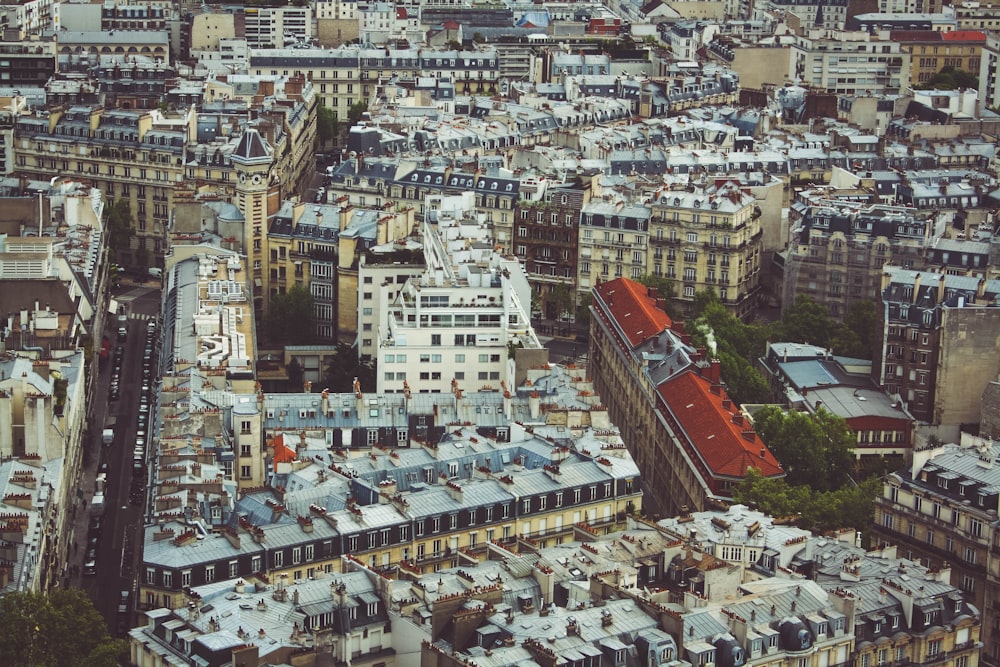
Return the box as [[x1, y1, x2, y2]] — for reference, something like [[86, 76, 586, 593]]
[[59, 331, 112, 590]]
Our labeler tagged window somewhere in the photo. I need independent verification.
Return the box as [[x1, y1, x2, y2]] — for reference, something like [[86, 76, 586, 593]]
[[970, 518, 983, 537], [181, 570, 192, 587], [928, 640, 942, 657], [965, 547, 977, 564]]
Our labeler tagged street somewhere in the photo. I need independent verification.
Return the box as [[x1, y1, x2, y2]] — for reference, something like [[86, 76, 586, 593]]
[[78, 283, 161, 634]]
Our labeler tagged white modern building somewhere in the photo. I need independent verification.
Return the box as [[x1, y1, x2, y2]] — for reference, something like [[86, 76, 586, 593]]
[[376, 192, 542, 395]]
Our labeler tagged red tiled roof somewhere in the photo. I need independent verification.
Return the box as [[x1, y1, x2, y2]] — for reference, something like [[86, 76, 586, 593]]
[[942, 30, 987, 42], [272, 433, 297, 471], [594, 277, 672, 347], [658, 372, 784, 479]]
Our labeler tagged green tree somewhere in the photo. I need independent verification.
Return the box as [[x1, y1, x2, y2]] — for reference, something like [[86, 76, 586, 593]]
[[689, 297, 771, 405], [286, 357, 305, 392], [838, 300, 878, 360], [316, 105, 339, 149], [778, 295, 834, 348], [0, 589, 127, 667], [549, 282, 575, 320], [917, 66, 978, 90], [323, 343, 376, 393], [734, 469, 881, 537], [575, 293, 592, 329], [104, 199, 133, 261], [472, 32, 486, 44], [751, 405, 855, 491], [347, 101, 369, 127], [266, 284, 316, 345]]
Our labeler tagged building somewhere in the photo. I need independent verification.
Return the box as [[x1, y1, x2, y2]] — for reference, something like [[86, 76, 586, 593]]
[[243, 6, 312, 49], [264, 199, 414, 342], [248, 46, 500, 124], [513, 178, 590, 320], [157, 251, 266, 491], [137, 362, 643, 611], [130, 568, 393, 667], [872, 435, 997, 666], [790, 31, 912, 97], [0, 37, 56, 88], [13, 78, 317, 272], [578, 196, 650, 301], [780, 202, 934, 320], [892, 30, 986, 89], [873, 267, 1000, 427], [0, 352, 86, 594], [589, 277, 784, 517], [758, 342, 915, 459], [648, 180, 763, 320], [376, 192, 543, 396], [355, 245, 424, 362]]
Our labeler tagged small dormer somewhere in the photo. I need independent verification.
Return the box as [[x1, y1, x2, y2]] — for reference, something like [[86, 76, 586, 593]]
[[804, 613, 828, 641], [684, 641, 716, 667]]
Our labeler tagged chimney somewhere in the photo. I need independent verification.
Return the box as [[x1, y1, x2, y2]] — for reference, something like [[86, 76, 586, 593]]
[[355, 377, 363, 416]]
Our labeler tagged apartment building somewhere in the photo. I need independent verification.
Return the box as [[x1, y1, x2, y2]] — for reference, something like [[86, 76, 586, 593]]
[[244, 6, 312, 49], [648, 181, 763, 321], [589, 277, 784, 516], [356, 251, 424, 361], [758, 342, 915, 458], [767, 0, 849, 29], [264, 199, 413, 342], [874, 267, 1000, 427], [0, 352, 86, 593], [0, 37, 56, 88], [131, 569, 392, 667], [0, 0, 59, 34], [873, 436, 996, 665], [577, 197, 650, 300], [512, 179, 590, 320], [780, 203, 933, 320], [376, 192, 541, 395], [892, 30, 986, 89], [138, 363, 642, 610], [248, 46, 500, 122], [157, 252, 266, 490], [791, 30, 912, 97], [12, 78, 316, 272]]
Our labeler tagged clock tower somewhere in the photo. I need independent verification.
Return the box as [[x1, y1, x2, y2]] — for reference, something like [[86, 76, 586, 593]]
[[231, 127, 273, 320]]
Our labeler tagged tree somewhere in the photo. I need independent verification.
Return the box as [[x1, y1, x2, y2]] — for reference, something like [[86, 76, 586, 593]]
[[323, 343, 376, 393], [347, 101, 368, 128], [286, 357, 305, 392], [575, 293, 592, 329], [751, 405, 855, 491], [549, 282, 575, 320], [917, 66, 978, 90], [104, 199, 133, 261], [316, 105, 339, 149], [265, 284, 315, 346], [0, 589, 127, 667], [689, 297, 771, 405], [839, 300, 878, 360], [778, 295, 835, 348], [734, 469, 881, 537]]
